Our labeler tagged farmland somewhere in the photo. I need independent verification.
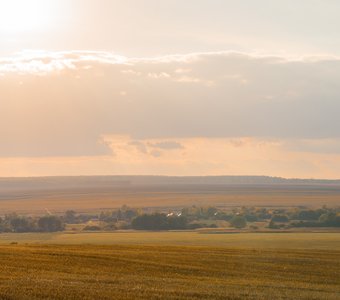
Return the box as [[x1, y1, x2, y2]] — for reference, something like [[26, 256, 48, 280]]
[[1, 176, 340, 214], [0, 232, 338, 299], [0, 231, 340, 249], [0, 176, 339, 299], [0, 240, 339, 299]]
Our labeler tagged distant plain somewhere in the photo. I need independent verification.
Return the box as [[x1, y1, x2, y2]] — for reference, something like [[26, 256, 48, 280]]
[[1, 180, 340, 214]]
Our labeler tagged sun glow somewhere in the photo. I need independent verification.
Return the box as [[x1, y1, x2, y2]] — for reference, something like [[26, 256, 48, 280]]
[[0, 0, 53, 33]]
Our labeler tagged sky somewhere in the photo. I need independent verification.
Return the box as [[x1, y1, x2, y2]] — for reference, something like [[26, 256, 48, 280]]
[[1, 0, 340, 178]]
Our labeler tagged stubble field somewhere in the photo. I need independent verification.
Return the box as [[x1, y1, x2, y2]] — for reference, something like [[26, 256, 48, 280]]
[[0, 232, 339, 299]]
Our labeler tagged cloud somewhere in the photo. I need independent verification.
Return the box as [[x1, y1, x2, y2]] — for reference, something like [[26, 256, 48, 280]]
[[0, 50, 128, 75], [148, 141, 184, 150], [105, 136, 184, 158], [1, 50, 340, 160], [283, 139, 340, 154], [1, 50, 339, 75], [2, 135, 340, 178]]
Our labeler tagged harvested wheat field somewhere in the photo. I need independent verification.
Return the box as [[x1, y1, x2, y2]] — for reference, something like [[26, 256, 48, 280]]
[[0, 243, 339, 300]]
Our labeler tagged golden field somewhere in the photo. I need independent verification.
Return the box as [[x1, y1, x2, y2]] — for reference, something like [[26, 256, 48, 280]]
[[0, 232, 339, 299], [0, 231, 340, 249]]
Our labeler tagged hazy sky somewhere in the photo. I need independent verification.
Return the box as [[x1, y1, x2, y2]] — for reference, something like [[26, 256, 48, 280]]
[[1, 0, 340, 178]]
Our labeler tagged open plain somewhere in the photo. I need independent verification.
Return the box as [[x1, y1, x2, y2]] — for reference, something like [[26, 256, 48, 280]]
[[1, 176, 340, 214]]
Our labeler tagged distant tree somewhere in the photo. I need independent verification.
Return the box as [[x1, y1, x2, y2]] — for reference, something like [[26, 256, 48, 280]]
[[319, 212, 340, 227], [83, 225, 101, 231], [9, 217, 34, 232], [271, 215, 289, 223], [319, 212, 334, 223], [99, 206, 139, 223], [120, 205, 139, 220], [131, 213, 187, 230], [99, 211, 112, 222], [214, 211, 233, 221], [204, 206, 218, 218], [37, 216, 64, 232], [292, 209, 322, 221], [0, 217, 5, 232], [255, 208, 272, 220], [64, 210, 77, 224], [245, 214, 258, 222], [268, 220, 280, 229], [167, 215, 188, 230], [229, 215, 247, 228], [132, 213, 168, 230]]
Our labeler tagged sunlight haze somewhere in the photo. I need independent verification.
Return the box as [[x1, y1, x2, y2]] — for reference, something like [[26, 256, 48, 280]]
[[1, 0, 340, 178]]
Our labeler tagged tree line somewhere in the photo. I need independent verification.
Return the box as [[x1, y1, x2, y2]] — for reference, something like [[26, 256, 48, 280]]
[[0, 205, 339, 232], [0, 214, 63, 233]]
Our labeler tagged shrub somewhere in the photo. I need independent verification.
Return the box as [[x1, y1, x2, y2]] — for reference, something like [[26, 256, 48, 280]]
[[229, 215, 247, 228], [83, 225, 101, 231]]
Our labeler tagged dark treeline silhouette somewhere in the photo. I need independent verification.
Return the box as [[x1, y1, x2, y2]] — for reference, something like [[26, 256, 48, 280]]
[[131, 213, 187, 230], [0, 214, 64, 233], [0, 205, 339, 233]]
